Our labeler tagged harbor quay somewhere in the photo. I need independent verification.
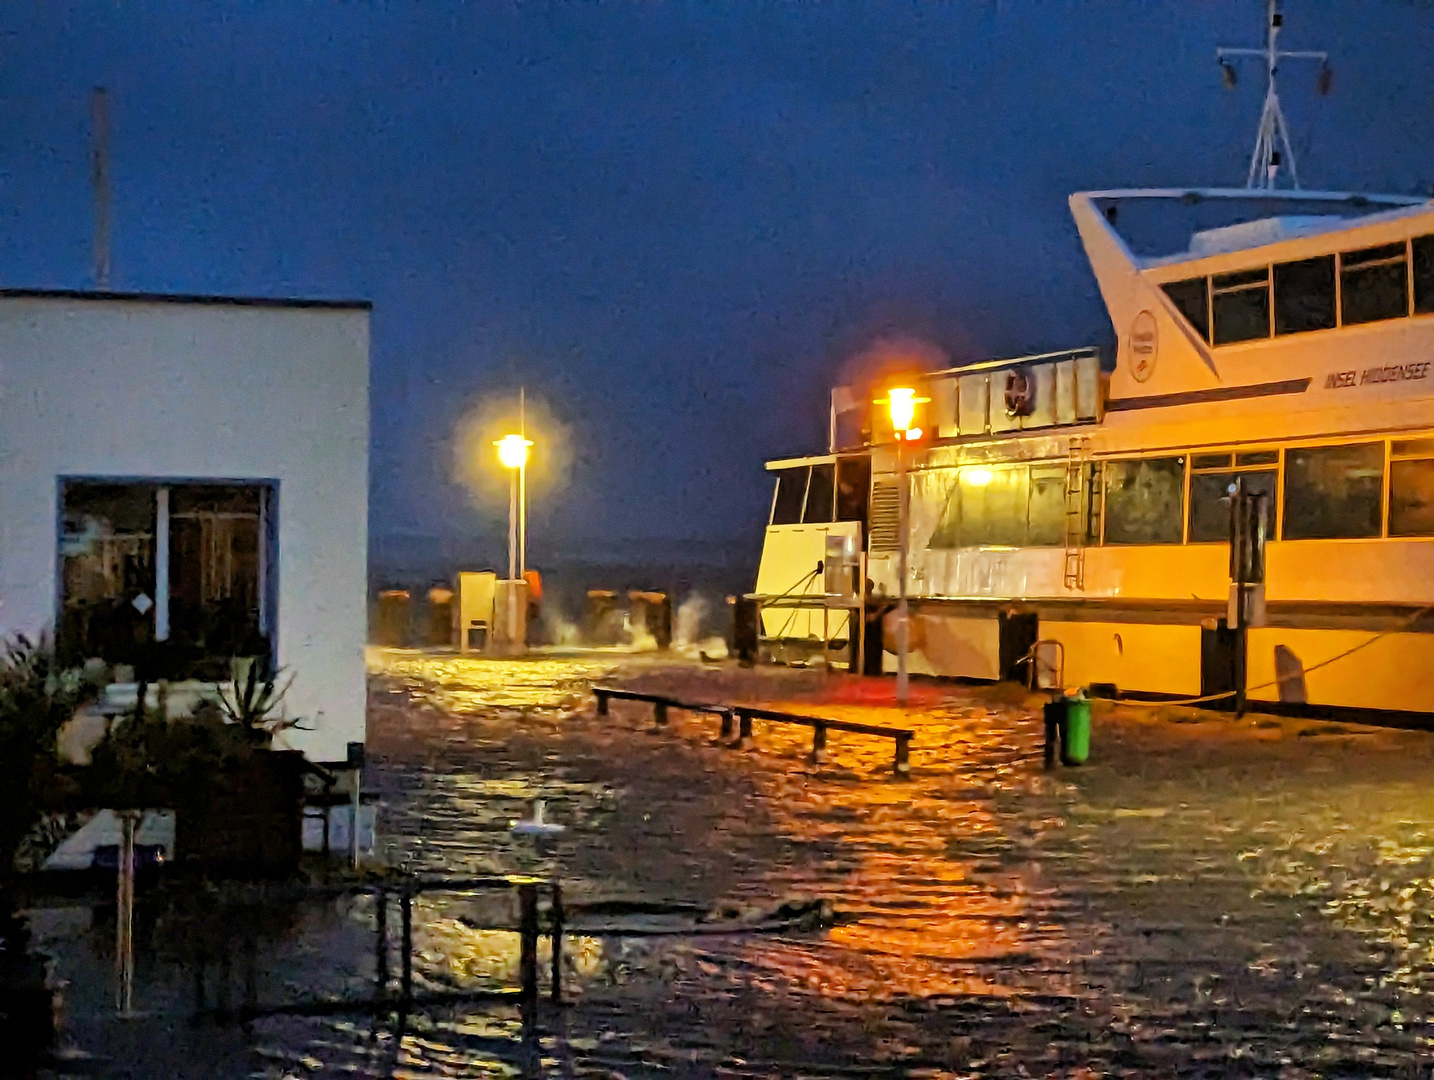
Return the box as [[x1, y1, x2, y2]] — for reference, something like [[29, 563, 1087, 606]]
[[29, 648, 1433, 1077]]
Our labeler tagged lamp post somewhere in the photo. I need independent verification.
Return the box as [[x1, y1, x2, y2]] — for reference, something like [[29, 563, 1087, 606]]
[[495, 432, 533, 651], [877, 387, 927, 707]]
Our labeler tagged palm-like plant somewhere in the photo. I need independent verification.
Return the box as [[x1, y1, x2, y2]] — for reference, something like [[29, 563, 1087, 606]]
[[215, 660, 308, 745]]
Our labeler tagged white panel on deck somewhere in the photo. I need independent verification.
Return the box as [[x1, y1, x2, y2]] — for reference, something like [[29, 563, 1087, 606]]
[[1075, 354, 1100, 419], [930, 376, 959, 439], [957, 374, 989, 436], [1023, 363, 1056, 429], [1055, 360, 1077, 424]]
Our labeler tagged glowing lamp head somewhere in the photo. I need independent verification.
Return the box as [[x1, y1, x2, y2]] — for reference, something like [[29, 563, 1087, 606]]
[[887, 387, 918, 432], [495, 433, 533, 469], [963, 467, 994, 487]]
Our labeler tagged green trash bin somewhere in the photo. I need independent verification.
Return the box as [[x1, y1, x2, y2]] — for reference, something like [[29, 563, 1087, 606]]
[[1061, 692, 1091, 766]]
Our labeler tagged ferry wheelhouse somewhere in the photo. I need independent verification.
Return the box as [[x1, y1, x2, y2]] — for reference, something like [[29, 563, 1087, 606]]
[[754, 183, 1434, 718]]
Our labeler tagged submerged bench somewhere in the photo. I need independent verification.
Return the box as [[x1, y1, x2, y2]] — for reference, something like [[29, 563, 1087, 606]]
[[592, 687, 913, 775]]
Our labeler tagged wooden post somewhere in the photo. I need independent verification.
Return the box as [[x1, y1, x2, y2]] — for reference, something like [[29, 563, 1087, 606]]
[[718, 709, 734, 740], [653, 699, 668, 727], [549, 882, 564, 1006], [893, 734, 911, 776], [518, 883, 539, 1035], [115, 811, 137, 1016], [811, 723, 828, 763], [738, 711, 754, 749], [595, 690, 608, 716]]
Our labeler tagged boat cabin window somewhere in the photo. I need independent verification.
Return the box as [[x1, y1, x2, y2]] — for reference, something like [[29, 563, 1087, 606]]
[[1211, 268, 1271, 345], [1188, 468, 1278, 543], [835, 457, 871, 523], [1026, 467, 1068, 546], [1274, 255, 1336, 335], [1282, 443, 1384, 540], [929, 463, 1069, 549], [1162, 278, 1209, 342], [1413, 235, 1434, 315], [802, 463, 835, 524], [1102, 457, 1185, 545], [1389, 440, 1434, 537], [1341, 242, 1409, 325], [770, 467, 808, 525]]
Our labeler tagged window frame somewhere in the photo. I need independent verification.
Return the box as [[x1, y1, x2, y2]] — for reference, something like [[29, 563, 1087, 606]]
[[1099, 454, 1188, 546]]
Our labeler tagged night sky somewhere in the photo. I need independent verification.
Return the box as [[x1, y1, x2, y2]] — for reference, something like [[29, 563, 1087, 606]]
[[3, 2, 1432, 573]]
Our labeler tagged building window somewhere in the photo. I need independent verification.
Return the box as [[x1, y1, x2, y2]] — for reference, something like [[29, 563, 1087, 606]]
[[59, 480, 274, 679], [771, 467, 807, 525], [1103, 457, 1185, 544], [1414, 235, 1434, 315], [1188, 469, 1278, 543], [1340, 242, 1409, 325], [59, 484, 157, 669], [1162, 278, 1210, 342], [1211, 268, 1271, 345], [1274, 255, 1336, 335], [1282, 443, 1384, 540], [802, 463, 835, 524]]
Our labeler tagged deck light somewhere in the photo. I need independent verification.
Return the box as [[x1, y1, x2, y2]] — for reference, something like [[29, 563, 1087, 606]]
[[873, 385, 930, 708]]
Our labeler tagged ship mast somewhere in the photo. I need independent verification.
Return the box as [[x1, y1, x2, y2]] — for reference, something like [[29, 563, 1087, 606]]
[[1217, 0, 1330, 190]]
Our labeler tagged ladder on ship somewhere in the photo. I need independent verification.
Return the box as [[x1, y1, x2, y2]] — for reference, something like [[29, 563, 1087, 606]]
[[1063, 437, 1095, 590]]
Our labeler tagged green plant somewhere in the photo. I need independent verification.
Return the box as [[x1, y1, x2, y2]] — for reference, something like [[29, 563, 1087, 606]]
[[216, 662, 310, 745], [0, 636, 97, 881]]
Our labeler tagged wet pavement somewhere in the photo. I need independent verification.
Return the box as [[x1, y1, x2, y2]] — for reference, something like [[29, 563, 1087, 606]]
[[30, 649, 1434, 1077]]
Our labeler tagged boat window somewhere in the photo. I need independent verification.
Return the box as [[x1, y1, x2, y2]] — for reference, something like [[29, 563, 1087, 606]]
[[1282, 443, 1384, 540], [1390, 456, 1434, 536], [1274, 255, 1336, 335], [1103, 457, 1185, 545], [1236, 449, 1280, 466], [835, 457, 871, 523], [1211, 268, 1271, 345], [1414, 235, 1434, 315], [770, 467, 808, 525], [929, 465, 1027, 548], [1191, 452, 1232, 470], [1162, 278, 1210, 342], [1026, 467, 1068, 547], [1392, 438, 1434, 458], [1341, 242, 1409, 325], [1188, 469, 1277, 543], [802, 463, 835, 524]]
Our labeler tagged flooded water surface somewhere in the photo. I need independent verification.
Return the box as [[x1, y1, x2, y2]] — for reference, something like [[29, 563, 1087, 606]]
[[33, 650, 1434, 1077]]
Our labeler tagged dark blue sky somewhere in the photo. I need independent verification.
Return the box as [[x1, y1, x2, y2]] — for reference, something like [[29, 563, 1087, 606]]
[[3, 2, 1432, 566]]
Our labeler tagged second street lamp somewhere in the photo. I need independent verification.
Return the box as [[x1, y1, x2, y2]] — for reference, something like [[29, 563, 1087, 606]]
[[495, 432, 533, 652]]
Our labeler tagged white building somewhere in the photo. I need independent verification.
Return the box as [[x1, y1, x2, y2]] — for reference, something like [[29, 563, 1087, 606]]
[[0, 288, 370, 764]]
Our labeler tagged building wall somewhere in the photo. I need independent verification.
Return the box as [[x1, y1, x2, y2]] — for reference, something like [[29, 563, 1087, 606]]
[[0, 296, 369, 763]]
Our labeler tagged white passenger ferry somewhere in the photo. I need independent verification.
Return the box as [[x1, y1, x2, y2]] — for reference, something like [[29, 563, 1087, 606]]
[[753, 7, 1434, 720]]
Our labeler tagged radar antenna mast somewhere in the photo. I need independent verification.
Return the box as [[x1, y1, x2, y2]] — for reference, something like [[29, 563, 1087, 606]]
[[1217, 0, 1331, 189]]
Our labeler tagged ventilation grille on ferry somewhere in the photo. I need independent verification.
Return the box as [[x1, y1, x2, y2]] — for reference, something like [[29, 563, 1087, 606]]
[[868, 482, 900, 552]]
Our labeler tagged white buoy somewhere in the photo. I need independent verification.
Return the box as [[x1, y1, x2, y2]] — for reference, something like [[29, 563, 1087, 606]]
[[510, 798, 566, 837]]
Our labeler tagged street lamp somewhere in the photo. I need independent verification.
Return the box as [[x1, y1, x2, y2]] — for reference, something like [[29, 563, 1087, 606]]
[[875, 386, 928, 707], [494, 432, 532, 650]]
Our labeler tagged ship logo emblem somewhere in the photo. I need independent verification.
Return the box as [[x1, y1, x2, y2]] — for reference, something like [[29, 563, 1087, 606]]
[[1129, 310, 1158, 383]]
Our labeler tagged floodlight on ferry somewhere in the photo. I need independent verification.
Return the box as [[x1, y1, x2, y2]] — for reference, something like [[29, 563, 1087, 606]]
[[495, 433, 533, 469], [964, 467, 994, 488]]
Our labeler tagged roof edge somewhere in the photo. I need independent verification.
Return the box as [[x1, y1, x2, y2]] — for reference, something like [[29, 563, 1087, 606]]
[[0, 287, 372, 311]]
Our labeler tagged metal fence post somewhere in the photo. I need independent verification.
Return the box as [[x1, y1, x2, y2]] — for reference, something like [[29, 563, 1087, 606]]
[[549, 882, 564, 1006], [518, 883, 539, 1034], [374, 888, 388, 1009]]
